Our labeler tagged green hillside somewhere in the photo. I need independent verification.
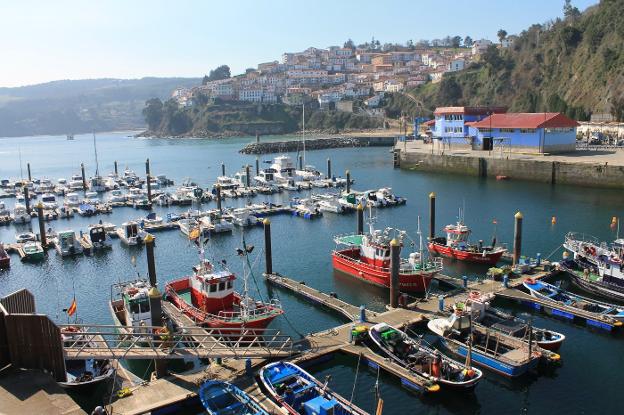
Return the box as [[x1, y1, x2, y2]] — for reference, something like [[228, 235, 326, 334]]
[[386, 0, 624, 121]]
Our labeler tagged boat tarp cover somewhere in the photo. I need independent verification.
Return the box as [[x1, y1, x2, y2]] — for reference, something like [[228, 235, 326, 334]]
[[334, 234, 364, 246]]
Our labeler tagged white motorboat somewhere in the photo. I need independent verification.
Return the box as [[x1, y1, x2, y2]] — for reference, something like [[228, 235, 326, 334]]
[[36, 178, 55, 194], [104, 177, 118, 191], [141, 212, 163, 226], [226, 208, 258, 227], [116, 221, 150, 245], [178, 218, 199, 237], [55, 230, 84, 256], [64, 192, 81, 208], [16, 232, 36, 243], [12, 204, 31, 224], [0, 201, 11, 217], [315, 195, 345, 213], [84, 191, 100, 204], [199, 215, 234, 234], [41, 193, 58, 209], [296, 165, 322, 182], [69, 174, 84, 191], [108, 189, 126, 203], [90, 176, 106, 193], [85, 225, 113, 250], [125, 188, 144, 202]]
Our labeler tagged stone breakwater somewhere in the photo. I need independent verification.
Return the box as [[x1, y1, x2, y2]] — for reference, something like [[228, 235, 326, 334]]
[[240, 136, 395, 154]]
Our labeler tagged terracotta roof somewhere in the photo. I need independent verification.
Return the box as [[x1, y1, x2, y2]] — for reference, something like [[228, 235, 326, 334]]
[[433, 106, 507, 115], [470, 113, 580, 129]]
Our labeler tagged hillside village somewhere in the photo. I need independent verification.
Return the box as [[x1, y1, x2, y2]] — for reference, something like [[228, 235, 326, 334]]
[[170, 37, 510, 116]]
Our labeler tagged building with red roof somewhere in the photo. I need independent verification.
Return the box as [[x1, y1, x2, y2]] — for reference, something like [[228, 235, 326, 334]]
[[431, 106, 579, 153]]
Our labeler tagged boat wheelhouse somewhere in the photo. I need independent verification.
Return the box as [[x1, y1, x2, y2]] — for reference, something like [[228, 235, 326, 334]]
[[429, 215, 505, 265], [41, 193, 58, 209], [110, 280, 152, 331], [56, 230, 83, 256], [165, 259, 283, 329], [23, 241, 44, 261], [116, 221, 149, 245], [86, 225, 113, 250]]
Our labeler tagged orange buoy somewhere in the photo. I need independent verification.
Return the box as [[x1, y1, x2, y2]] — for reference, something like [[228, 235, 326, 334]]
[[551, 216, 557, 225]]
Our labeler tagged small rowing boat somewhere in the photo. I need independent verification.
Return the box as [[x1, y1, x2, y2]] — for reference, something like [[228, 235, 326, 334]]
[[199, 380, 269, 415]]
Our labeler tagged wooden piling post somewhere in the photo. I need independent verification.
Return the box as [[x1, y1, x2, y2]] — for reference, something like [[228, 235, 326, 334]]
[[327, 158, 332, 179], [513, 212, 523, 266], [245, 165, 251, 188], [264, 219, 272, 275], [23, 186, 31, 214], [145, 234, 167, 378], [80, 163, 87, 191], [114, 161, 118, 176], [36, 203, 46, 247], [221, 162, 225, 177], [390, 239, 400, 308], [27, 163, 32, 182], [215, 184, 222, 213], [357, 203, 364, 235], [429, 192, 436, 240], [346, 170, 351, 194], [145, 158, 152, 202], [255, 157, 260, 175], [298, 155, 303, 170], [256, 133, 260, 143]]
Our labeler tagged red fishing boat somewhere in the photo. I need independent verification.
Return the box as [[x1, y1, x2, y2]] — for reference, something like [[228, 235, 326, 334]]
[[332, 216, 442, 293], [428, 214, 506, 265], [165, 257, 283, 330]]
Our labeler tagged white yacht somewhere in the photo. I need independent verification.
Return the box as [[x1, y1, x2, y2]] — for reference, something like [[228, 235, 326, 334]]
[[108, 189, 126, 203], [69, 174, 84, 191], [37, 178, 55, 194], [64, 193, 81, 208], [213, 175, 241, 191], [84, 191, 100, 204], [90, 176, 106, 193], [41, 193, 58, 210], [296, 165, 322, 182], [12, 204, 31, 224], [199, 215, 234, 234], [226, 208, 258, 227], [55, 230, 84, 257], [85, 225, 113, 250], [116, 221, 149, 246]]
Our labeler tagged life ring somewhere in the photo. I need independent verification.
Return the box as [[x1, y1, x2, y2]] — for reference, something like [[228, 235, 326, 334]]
[[525, 277, 537, 285], [62, 326, 80, 333], [469, 291, 481, 300]]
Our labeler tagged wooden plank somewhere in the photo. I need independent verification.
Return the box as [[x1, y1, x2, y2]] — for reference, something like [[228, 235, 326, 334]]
[[0, 312, 10, 367], [0, 288, 35, 314]]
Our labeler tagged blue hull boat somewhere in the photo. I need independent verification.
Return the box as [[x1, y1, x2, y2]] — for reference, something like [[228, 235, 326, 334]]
[[260, 361, 369, 415], [523, 278, 624, 323], [199, 380, 268, 415]]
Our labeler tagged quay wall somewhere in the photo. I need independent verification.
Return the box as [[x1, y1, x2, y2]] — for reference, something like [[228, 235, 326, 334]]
[[399, 150, 624, 189], [240, 136, 395, 154]]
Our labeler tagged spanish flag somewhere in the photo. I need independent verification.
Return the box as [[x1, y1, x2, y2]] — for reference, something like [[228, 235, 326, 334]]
[[67, 297, 77, 317]]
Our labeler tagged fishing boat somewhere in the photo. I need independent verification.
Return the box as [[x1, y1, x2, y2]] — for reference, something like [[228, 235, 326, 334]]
[[523, 278, 624, 322], [332, 212, 442, 293], [428, 211, 506, 265], [0, 244, 10, 269], [199, 380, 269, 415], [23, 241, 45, 261], [259, 361, 370, 415], [457, 291, 565, 351], [55, 230, 83, 256], [165, 241, 283, 329], [116, 221, 150, 246], [561, 232, 624, 301], [16, 232, 36, 243], [110, 279, 153, 331], [11, 203, 31, 224], [369, 323, 482, 390], [84, 225, 113, 250], [59, 327, 115, 389], [427, 309, 542, 378]]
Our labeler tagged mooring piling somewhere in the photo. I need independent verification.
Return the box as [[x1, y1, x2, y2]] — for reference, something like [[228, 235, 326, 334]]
[[298, 155, 303, 171], [80, 163, 87, 191], [145, 234, 167, 378], [215, 184, 222, 213], [27, 163, 32, 182], [36, 203, 46, 247], [389, 238, 400, 308], [357, 203, 364, 235], [114, 161, 118, 176], [221, 162, 226, 176], [24, 186, 31, 214], [429, 192, 436, 240], [264, 219, 272, 275], [145, 158, 152, 202], [255, 157, 260, 175], [346, 170, 351, 193], [327, 158, 332, 179], [513, 211, 523, 266], [245, 165, 251, 188]]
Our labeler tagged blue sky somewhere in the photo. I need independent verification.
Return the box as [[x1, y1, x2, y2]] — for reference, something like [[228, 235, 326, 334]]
[[0, 0, 597, 87]]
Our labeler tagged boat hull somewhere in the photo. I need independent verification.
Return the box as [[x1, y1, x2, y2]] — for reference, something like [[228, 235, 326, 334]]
[[428, 242, 504, 265], [561, 263, 624, 302], [332, 248, 434, 293]]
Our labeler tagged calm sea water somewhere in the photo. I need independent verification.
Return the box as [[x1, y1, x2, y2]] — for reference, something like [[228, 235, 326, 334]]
[[1, 132, 623, 414]]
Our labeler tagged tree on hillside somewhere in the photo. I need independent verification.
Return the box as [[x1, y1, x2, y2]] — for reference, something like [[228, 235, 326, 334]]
[[416, 39, 430, 48], [343, 39, 356, 50], [463, 36, 473, 47], [563, 0, 581, 19], [436, 77, 462, 105], [142, 98, 163, 131], [451, 36, 462, 48], [406, 39, 414, 49], [497, 29, 508, 44], [202, 65, 231, 84], [611, 96, 624, 122]]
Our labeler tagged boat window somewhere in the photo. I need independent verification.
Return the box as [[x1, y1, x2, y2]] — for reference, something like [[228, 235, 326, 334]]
[[139, 301, 150, 313], [227, 281, 232, 289], [210, 283, 217, 293], [219, 282, 226, 291], [129, 301, 140, 314]]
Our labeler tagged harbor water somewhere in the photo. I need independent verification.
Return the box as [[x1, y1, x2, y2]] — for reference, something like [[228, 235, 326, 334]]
[[1, 132, 623, 413]]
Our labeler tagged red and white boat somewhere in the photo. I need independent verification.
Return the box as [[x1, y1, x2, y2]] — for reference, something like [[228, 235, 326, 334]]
[[428, 216, 506, 265], [332, 217, 442, 293], [165, 259, 283, 329]]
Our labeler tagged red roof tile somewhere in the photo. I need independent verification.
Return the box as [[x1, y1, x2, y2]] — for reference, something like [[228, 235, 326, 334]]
[[470, 113, 580, 129]]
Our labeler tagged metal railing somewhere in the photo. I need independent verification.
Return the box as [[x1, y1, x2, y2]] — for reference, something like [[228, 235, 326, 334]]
[[59, 324, 293, 360]]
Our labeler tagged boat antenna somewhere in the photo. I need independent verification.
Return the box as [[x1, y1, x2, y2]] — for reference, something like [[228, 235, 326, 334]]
[[417, 216, 424, 268], [368, 204, 376, 235], [302, 103, 306, 166], [93, 131, 100, 177]]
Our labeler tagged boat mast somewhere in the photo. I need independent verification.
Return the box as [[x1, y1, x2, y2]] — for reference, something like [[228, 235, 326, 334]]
[[241, 233, 249, 321], [93, 132, 100, 177], [417, 216, 424, 268]]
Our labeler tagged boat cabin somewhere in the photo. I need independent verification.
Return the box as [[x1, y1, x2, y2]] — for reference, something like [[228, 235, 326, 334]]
[[190, 261, 235, 314], [124, 222, 140, 239], [114, 281, 152, 328], [58, 231, 78, 252], [89, 226, 108, 244], [443, 223, 471, 247]]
